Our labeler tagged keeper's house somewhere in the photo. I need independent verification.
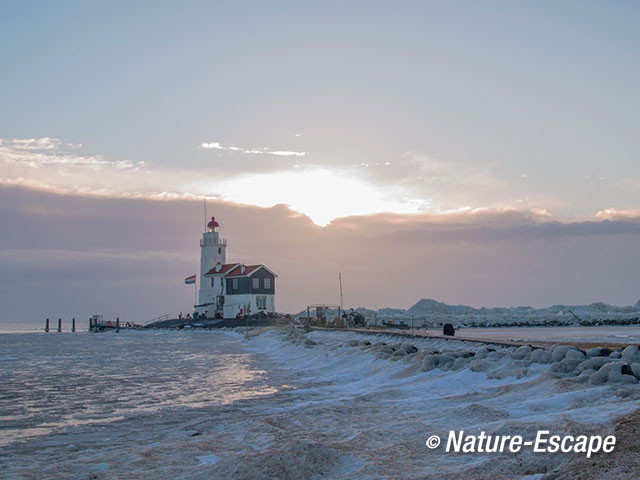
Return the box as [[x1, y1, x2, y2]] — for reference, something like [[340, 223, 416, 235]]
[[194, 217, 277, 319]]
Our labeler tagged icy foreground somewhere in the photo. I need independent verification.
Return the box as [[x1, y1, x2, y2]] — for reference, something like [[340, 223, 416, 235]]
[[1, 330, 639, 479]]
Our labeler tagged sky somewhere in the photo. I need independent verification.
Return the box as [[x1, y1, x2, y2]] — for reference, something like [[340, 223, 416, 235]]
[[1, 1, 639, 326]]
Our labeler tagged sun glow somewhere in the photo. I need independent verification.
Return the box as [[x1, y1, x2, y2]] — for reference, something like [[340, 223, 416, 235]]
[[213, 168, 428, 226]]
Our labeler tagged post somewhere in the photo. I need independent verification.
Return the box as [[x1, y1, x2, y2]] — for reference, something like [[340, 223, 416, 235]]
[[57, 318, 61, 333], [116, 317, 120, 333], [71, 318, 76, 332], [45, 318, 49, 332], [89, 317, 93, 332]]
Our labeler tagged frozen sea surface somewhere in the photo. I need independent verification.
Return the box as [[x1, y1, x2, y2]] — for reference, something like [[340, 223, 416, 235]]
[[1, 329, 639, 479]]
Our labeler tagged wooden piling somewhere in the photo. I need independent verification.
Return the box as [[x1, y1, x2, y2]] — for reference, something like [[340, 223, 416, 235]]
[[45, 318, 49, 333], [71, 318, 75, 332], [116, 317, 120, 333], [57, 318, 62, 333]]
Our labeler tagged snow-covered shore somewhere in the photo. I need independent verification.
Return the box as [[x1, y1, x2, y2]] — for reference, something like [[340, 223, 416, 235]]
[[2, 329, 639, 479]]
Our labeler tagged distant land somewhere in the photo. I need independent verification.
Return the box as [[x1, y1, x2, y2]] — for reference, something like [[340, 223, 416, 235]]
[[300, 299, 640, 328]]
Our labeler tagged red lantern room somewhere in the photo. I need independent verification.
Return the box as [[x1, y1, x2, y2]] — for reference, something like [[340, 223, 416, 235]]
[[207, 216, 219, 232]]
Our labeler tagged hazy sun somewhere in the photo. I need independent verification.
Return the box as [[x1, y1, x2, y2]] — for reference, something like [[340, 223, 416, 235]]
[[213, 168, 427, 226]]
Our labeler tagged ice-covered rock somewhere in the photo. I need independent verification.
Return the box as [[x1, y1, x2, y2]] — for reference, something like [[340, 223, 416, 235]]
[[422, 353, 455, 371], [550, 357, 583, 374], [452, 357, 471, 370], [511, 345, 532, 360], [551, 345, 574, 362], [529, 349, 552, 364], [474, 347, 496, 360], [401, 343, 418, 354], [622, 346, 640, 363], [586, 347, 613, 357], [576, 356, 615, 373], [589, 362, 639, 385]]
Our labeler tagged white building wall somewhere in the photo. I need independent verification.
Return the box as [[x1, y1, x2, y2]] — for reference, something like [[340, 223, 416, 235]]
[[224, 293, 276, 318], [197, 230, 226, 310]]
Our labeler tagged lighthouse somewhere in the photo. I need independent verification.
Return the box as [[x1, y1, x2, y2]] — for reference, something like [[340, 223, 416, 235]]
[[196, 217, 227, 313], [193, 216, 277, 319]]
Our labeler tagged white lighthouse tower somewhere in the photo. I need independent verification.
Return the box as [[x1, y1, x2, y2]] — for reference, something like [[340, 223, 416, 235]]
[[196, 216, 227, 314]]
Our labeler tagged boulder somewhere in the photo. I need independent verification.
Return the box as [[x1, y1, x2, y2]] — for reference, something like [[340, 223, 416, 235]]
[[529, 349, 552, 364], [589, 362, 639, 385], [586, 347, 613, 357], [474, 347, 496, 360], [452, 357, 470, 370], [565, 349, 586, 361], [422, 353, 455, 371], [576, 356, 615, 373], [622, 346, 640, 363], [550, 358, 583, 374], [401, 343, 418, 354], [551, 345, 584, 362], [511, 345, 533, 360]]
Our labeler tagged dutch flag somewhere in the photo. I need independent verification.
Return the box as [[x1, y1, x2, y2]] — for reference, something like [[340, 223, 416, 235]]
[[184, 275, 196, 285]]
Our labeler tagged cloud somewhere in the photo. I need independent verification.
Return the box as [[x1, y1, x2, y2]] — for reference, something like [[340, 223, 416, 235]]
[[5, 136, 631, 228], [200, 141, 306, 157], [0, 137, 145, 170], [5, 137, 82, 151], [595, 208, 640, 221], [2, 186, 640, 324]]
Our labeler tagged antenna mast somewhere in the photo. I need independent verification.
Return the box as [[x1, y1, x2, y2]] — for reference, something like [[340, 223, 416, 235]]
[[204, 197, 207, 230], [339, 272, 343, 310]]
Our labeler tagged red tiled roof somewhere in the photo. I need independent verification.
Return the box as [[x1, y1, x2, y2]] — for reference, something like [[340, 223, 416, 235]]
[[204, 263, 240, 276], [226, 265, 262, 277], [205, 263, 277, 277]]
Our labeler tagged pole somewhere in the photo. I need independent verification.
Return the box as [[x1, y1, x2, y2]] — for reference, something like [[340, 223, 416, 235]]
[[204, 197, 207, 230], [72, 318, 75, 333], [45, 318, 49, 333], [339, 272, 343, 311], [116, 317, 120, 333], [57, 318, 61, 333]]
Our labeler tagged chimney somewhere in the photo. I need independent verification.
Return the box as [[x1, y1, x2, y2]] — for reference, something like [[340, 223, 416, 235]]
[[215, 262, 222, 272], [240, 263, 246, 274]]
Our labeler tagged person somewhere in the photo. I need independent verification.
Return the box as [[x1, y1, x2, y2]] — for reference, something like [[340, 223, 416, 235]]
[[179, 312, 183, 319]]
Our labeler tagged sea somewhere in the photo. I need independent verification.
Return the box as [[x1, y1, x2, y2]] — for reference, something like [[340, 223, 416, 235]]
[[1, 328, 639, 479]]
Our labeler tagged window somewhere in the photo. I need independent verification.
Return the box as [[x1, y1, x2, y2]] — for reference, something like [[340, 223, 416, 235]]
[[232, 278, 238, 289], [211, 277, 215, 287], [264, 278, 271, 289], [257, 296, 266, 309], [253, 277, 260, 289], [218, 247, 221, 254], [220, 277, 223, 287]]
